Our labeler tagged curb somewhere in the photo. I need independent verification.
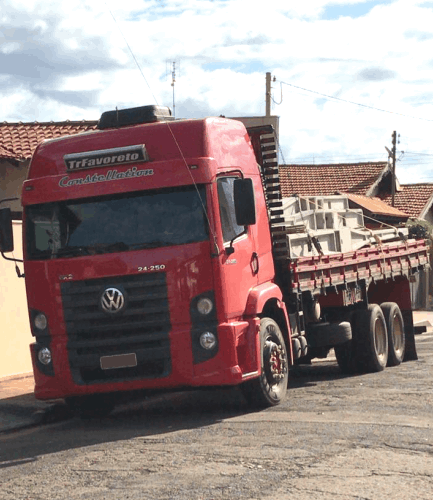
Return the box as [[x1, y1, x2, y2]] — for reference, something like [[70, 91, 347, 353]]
[[0, 400, 71, 435]]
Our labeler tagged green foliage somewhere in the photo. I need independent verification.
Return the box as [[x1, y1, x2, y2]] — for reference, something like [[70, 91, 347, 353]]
[[406, 219, 433, 265], [406, 219, 433, 241]]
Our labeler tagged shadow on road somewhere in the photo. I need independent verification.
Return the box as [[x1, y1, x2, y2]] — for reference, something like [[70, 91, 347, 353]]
[[0, 360, 354, 466], [0, 386, 250, 465], [288, 359, 362, 388]]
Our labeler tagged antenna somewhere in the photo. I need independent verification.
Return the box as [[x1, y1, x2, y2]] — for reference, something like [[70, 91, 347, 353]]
[[171, 61, 176, 118]]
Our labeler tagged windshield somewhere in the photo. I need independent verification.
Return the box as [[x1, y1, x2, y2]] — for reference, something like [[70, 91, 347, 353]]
[[25, 185, 208, 260]]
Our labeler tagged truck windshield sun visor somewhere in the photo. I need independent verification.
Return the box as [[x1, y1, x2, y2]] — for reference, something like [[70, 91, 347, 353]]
[[25, 185, 208, 260]]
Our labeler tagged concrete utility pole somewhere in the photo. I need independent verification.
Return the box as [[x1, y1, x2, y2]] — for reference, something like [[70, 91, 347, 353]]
[[266, 72, 271, 117], [391, 130, 397, 207]]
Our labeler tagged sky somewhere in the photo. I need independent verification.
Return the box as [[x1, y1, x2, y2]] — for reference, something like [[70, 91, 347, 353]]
[[1, 0, 433, 184]]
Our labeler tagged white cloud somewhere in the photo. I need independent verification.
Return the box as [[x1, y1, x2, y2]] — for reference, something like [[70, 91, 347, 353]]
[[1, 0, 433, 182]]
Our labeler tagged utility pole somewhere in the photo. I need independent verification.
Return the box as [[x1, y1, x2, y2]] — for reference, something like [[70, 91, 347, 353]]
[[391, 131, 397, 207], [385, 131, 398, 207], [266, 72, 271, 117]]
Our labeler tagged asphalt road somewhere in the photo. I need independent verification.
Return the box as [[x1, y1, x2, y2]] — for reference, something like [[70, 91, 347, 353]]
[[1, 333, 433, 500]]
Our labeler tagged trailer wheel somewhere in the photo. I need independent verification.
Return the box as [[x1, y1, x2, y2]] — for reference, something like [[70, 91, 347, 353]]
[[241, 317, 289, 408], [66, 395, 115, 419], [353, 304, 388, 373], [380, 302, 405, 366]]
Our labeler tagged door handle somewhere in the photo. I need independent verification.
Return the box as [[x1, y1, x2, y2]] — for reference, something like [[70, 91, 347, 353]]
[[251, 252, 259, 275]]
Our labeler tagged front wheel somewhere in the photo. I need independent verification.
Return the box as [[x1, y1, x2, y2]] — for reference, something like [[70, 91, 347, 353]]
[[241, 317, 289, 408]]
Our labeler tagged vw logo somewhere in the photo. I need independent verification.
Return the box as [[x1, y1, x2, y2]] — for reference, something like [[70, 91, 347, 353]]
[[100, 287, 125, 314]]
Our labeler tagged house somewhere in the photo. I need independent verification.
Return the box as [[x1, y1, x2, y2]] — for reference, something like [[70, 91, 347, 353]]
[[280, 161, 391, 198], [1, 120, 98, 217], [279, 162, 433, 309], [343, 192, 409, 228], [279, 162, 433, 222], [0, 120, 97, 379]]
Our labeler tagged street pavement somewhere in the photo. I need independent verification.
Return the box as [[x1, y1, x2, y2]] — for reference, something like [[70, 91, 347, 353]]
[[1, 310, 432, 434]]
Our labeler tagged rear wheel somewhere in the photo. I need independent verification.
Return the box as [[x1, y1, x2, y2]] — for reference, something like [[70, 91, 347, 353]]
[[353, 304, 388, 373], [241, 317, 289, 408], [334, 341, 357, 374], [380, 302, 405, 366]]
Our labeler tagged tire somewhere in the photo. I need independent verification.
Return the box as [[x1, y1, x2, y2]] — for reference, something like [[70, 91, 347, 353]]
[[66, 394, 115, 419], [380, 302, 405, 366], [353, 304, 388, 373], [241, 317, 289, 408], [306, 321, 352, 348], [334, 341, 357, 374]]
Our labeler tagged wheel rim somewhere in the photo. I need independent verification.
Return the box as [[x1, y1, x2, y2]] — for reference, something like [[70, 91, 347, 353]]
[[263, 329, 287, 386], [392, 312, 404, 356], [374, 317, 387, 363]]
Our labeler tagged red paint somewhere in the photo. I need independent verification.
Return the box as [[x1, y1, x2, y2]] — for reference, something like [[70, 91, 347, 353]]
[[22, 117, 281, 400]]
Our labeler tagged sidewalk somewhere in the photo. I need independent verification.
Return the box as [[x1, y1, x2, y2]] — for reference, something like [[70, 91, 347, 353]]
[[0, 374, 68, 433], [0, 311, 432, 434]]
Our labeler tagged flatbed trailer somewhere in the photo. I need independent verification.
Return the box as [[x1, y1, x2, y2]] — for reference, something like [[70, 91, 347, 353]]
[[290, 239, 429, 293]]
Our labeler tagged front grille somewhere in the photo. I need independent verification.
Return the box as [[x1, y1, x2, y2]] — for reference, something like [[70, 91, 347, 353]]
[[61, 273, 171, 384]]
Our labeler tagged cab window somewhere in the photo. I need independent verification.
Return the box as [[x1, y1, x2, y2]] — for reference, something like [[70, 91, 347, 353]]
[[217, 177, 245, 243]]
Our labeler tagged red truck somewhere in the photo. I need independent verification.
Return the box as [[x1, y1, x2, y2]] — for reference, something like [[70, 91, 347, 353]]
[[0, 105, 429, 417]]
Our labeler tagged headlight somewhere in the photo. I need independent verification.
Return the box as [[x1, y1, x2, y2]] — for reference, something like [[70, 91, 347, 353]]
[[197, 297, 213, 315], [199, 332, 217, 350], [37, 347, 52, 365], [34, 313, 47, 330]]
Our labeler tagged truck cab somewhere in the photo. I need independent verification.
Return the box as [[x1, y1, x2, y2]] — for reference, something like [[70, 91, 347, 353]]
[[0, 106, 290, 414]]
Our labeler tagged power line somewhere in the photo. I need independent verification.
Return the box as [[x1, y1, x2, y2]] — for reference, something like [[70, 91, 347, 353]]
[[283, 152, 389, 162], [283, 148, 433, 164], [403, 151, 433, 157], [285, 153, 387, 161], [279, 80, 433, 123], [104, 3, 159, 106]]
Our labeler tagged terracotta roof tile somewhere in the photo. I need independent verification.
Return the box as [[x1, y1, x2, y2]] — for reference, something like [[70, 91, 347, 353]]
[[279, 162, 389, 197], [378, 184, 433, 219], [0, 121, 98, 160]]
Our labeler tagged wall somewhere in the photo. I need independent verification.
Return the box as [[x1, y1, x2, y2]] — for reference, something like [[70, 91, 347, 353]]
[[0, 159, 29, 214], [232, 116, 279, 144], [0, 222, 33, 378]]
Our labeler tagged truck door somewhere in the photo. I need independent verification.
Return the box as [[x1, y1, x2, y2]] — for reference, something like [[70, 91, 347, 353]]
[[217, 176, 258, 318]]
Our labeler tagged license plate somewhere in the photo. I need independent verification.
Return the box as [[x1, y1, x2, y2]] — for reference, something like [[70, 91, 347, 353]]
[[100, 353, 137, 370]]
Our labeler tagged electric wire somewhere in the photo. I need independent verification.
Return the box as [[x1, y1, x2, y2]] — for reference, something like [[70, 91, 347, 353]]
[[279, 80, 433, 123], [404, 151, 433, 157], [283, 155, 388, 164], [105, 5, 159, 107], [103, 5, 432, 247], [104, 2, 220, 253]]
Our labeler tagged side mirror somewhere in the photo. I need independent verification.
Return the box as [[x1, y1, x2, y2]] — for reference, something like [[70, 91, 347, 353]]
[[0, 208, 14, 253], [234, 178, 256, 226]]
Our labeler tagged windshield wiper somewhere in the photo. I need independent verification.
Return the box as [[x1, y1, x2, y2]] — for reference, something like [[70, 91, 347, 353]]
[[97, 242, 130, 253], [54, 246, 91, 258], [85, 242, 130, 254], [128, 241, 173, 250]]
